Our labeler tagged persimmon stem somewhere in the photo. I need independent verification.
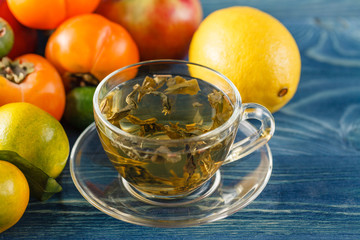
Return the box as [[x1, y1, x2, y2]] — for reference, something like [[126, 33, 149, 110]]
[[64, 72, 100, 89], [0, 57, 34, 84]]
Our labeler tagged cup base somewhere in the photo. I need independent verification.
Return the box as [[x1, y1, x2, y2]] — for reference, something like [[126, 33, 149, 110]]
[[121, 171, 221, 207], [70, 122, 273, 228]]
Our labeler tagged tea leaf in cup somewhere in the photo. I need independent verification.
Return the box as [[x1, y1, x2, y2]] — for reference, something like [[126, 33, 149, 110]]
[[100, 90, 116, 118], [151, 146, 182, 164], [107, 104, 134, 123], [192, 102, 203, 107], [126, 84, 140, 107], [98, 73, 236, 197], [101, 85, 141, 125], [208, 90, 233, 130], [124, 114, 165, 137], [153, 74, 169, 88], [137, 76, 157, 102], [126, 114, 158, 125], [165, 122, 200, 139], [184, 153, 196, 179], [166, 75, 185, 87], [165, 78, 200, 95], [150, 91, 171, 115]]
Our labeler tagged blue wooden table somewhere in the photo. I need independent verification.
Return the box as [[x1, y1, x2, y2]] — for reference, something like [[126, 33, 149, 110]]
[[2, 0, 360, 239]]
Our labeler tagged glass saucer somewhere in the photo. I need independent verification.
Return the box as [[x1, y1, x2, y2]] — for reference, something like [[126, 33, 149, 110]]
[[70, 122, 272, 228]]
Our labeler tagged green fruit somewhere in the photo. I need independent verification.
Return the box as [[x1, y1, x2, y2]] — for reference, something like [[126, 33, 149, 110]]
[[0, 102, 70, 178], [0, 18, 14, 58], [64, 87, 96, 130]]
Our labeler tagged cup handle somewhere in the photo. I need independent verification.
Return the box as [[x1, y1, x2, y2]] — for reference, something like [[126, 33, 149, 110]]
[[224, 103, 275, 164]]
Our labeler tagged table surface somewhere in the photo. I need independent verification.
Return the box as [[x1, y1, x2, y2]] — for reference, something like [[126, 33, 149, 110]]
[[2, 0, 360, 239]]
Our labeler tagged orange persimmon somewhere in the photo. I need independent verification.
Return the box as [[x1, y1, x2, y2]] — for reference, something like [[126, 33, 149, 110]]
[[0, 54, 66, 120], [45, 14, 139, 90], [6, 0, 100, 30]]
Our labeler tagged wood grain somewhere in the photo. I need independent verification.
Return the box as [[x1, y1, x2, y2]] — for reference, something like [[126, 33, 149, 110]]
[[1, 0, 360, 239]]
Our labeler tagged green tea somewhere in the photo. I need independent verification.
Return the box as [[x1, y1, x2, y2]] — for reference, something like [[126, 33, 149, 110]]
[[98, 75, 235, 197]]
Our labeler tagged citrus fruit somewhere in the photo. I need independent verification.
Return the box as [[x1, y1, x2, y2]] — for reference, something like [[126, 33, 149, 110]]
[[64, 86, 96, 130], [0, 102, 69, 178], [0, 160, 29, 233], [189, 6, 301, 112]]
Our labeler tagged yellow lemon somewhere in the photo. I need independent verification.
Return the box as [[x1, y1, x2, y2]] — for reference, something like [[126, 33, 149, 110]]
[[189, 6, 301, 112], [0, 160, 29, 233], [0, 102, 69, 178]]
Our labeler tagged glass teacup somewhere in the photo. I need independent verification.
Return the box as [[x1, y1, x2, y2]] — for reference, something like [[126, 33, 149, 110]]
[[93, 60, 275, 200]]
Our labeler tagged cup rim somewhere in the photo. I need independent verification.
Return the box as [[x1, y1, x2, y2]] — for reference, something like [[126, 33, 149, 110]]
[[93, 59, 242, 144]]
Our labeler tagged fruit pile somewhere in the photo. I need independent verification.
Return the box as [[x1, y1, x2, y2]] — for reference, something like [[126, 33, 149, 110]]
[[1, 0, 203, 127], [0, 0, 203, 233], [0, 0, 301, 233]]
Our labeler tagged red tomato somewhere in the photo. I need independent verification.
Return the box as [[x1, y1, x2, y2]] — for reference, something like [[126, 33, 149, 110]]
[[0, 0, 37, 58], [0, 54, 66, 120]]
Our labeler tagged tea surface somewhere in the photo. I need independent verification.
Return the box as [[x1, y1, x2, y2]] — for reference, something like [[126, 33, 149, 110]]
[[98, 75, 235, 196]]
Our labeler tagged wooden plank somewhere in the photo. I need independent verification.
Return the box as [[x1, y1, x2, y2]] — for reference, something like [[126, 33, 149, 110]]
[[2, 1, 360, 239]]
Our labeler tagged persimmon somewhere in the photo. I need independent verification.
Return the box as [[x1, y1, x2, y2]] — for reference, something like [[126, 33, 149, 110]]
[[0, 54, 66, 120], [6, 0, 100, 30], [45, 14, 139, 91]]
